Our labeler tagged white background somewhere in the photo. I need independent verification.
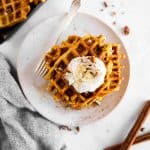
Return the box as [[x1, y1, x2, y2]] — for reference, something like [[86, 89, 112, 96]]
[[0, 0, 150, 149]]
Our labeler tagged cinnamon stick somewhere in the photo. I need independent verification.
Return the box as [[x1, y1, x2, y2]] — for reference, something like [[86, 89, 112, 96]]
[[119, 101, 150, 150], [104, 133, 150, 150]]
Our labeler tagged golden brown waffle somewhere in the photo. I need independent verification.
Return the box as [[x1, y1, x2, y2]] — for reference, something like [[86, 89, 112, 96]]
[[30, 0, 45, 5], [0, 0, 45, 28], [0, 0, 31, 28], [44, 35, 124, 109]]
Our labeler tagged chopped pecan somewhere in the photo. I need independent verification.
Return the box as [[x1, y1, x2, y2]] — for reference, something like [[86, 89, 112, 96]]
[[123, 26, 130, 35]]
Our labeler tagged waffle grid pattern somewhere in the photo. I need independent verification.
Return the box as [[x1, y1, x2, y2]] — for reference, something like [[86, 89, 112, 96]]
[[0, 0, 45, 28], [44, 35, 124, 109]]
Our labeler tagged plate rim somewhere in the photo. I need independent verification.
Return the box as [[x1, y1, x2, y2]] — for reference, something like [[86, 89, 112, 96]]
[[17, 12, 130, 126]]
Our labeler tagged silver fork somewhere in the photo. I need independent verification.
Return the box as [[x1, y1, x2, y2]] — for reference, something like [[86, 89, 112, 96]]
[[35, 0, 81, 77]]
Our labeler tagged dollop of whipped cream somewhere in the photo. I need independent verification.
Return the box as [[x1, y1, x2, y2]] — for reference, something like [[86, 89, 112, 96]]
[[65, 56, 106, 93]]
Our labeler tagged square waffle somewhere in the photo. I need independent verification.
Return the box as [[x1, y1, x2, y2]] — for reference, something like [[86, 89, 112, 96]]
[[0, 0, 45, 28], [44, 35, 124, 109]]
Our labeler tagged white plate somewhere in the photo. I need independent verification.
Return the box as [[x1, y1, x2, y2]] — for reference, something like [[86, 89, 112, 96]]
[[17, 13, 130, 126]]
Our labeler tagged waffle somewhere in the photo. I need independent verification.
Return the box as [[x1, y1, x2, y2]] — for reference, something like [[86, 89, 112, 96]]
[[31, 0, 45, 5], [44, 35, 124, 109], [0, 0, 45, 28]]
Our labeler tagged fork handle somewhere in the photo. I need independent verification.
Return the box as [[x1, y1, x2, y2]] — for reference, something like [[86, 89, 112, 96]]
[[54, 0, 81, 44]]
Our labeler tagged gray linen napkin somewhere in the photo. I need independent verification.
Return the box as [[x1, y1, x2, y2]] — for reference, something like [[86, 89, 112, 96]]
[[0, 53, 67, 150]]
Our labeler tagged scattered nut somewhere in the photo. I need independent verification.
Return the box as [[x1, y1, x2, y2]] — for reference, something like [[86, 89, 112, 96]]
[[103, 1, 108, 8], [123, 26, 130, 35], [111, 11, 117, 17], [140, 127, 145, 132], [112, 21, 116, 25], [76, 126, 80, 132]]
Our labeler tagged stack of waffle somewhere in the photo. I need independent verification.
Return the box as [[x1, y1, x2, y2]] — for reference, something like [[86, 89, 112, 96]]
[[0, 0, 45, 28], [0, 0, 45, 43], [44, 35, 125, 109]]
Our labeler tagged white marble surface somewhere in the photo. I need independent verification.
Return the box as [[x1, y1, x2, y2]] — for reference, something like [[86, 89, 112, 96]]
[[0, 0, 150, 150]]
